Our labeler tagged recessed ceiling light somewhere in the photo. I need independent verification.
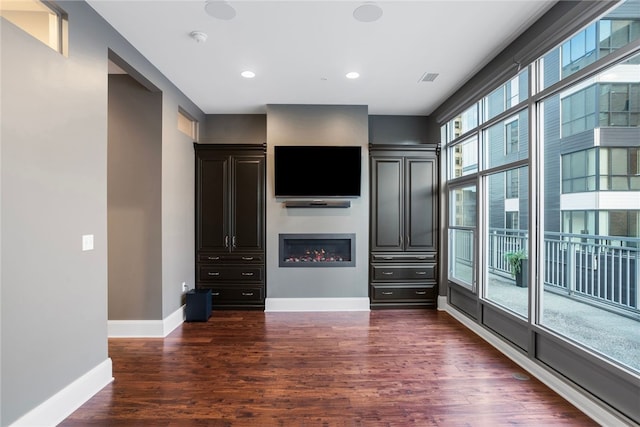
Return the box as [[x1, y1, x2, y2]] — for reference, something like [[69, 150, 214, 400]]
[[241, 70, 256, 79], [346, 72, 360, 79], [353, 2, 383, 23], [205, 1, 236, 20]]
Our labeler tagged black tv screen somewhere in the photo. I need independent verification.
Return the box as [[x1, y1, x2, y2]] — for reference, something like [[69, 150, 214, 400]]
[[274, 145, 362, 197]]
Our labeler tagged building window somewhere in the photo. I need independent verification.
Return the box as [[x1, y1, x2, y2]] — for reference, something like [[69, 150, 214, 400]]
[[561, 148, 597, 193], [505, 168, 519, 199], [599, 19, 640, 57], [600, 147, 640, 191], [599, 83, 640, 128], [0, 0, 67, 55], [561, 84, 597, 137], [505, 211, 519, 230], [505, 119, 519, 155]]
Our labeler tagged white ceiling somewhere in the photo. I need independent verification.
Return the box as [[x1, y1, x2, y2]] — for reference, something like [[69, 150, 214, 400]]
[[88, 0, 556, 116]]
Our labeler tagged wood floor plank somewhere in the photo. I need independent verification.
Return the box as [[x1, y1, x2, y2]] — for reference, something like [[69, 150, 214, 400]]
[[60, 310, 597, 426]]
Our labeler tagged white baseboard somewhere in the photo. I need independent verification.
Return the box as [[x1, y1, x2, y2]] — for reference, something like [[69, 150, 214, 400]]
[[108, 305, 185, 337], [9, 358, 113, 427], [265, 297, 370, 312], [439, 298, 634, 427]]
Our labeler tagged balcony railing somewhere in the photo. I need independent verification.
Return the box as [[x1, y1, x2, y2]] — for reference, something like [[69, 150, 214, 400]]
[[488, 228, 639, 314]]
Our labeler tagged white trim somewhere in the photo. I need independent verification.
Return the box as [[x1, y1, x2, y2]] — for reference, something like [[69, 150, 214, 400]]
[[9, 358, 113, 427], [561, 191, 640, 211], [265, 297, 370, 312], [163, 304, 186, 336], [504, 198, 519, 212], [439, 298, 635, 427], [108, 305, 185, 338]]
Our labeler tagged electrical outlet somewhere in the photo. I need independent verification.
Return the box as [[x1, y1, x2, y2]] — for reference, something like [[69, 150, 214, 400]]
[[182, 282, 189, 292]]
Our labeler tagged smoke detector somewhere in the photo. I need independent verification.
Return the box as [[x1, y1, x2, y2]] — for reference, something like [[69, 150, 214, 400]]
[[190, 31, 208, 43]]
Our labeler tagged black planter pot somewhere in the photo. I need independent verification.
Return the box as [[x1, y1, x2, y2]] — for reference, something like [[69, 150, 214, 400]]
[[515, 259, 528, 288]]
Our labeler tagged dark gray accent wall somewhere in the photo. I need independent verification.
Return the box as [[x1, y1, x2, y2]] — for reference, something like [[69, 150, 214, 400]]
[[266, 105, 369, 299], [108, 74, 162, 320], [369, 115, 430, 145], [1, 1, 204, 424], [202, 114, 267, 144]]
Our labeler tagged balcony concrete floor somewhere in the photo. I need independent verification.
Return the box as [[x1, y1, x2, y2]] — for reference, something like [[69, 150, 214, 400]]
[[487, 273, 640, 373]]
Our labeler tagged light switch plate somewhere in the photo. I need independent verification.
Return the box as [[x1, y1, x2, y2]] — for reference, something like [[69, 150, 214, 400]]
[[82, 234, 94, 251]]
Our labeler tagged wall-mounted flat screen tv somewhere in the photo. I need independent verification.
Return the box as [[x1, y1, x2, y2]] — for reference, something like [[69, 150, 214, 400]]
[[274, 145, 362, 198]]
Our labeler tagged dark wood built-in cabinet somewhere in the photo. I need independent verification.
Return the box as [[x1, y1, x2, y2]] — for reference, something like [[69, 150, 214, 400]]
[[369, 144, 439, 308], [194, 143, 266, 309]]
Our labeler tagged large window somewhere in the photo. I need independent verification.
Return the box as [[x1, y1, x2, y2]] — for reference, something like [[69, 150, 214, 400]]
[[443, 2, 640, 420], [448, 136, 478, 179], [486, 167, 528, 318], [448, 186, 476, 288], [540, 50, 640, 374]]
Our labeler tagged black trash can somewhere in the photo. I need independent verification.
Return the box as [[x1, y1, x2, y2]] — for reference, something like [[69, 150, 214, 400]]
[[185, 289, 212, 322]]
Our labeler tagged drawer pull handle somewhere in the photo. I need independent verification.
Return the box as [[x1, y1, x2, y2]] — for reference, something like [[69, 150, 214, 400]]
[[207, 256, 220, 260], [208, 272, 220, 276], [242, 292, 254, 296], [382, 291, 394, 295], [241, 272, 254, 276], [241, 256, 254, 261], [382, 271, 394, 275], [415, 271, 427, 275], [212, 292, 220, 296], [383, 257, 393, 260], [415, 291, 427, 295]]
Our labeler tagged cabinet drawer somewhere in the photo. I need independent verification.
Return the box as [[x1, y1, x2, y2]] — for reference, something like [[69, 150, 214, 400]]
[[371, 264, 435, 281], [198, 253, 264, 263], [371, 253, 436, 263], [200, 286, 264, 302], [198, 265, 264, 282], [372, 285, 436, 301]]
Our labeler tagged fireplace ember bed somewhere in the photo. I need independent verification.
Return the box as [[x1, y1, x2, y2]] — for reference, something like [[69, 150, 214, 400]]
[[279, 233, 356, 267]]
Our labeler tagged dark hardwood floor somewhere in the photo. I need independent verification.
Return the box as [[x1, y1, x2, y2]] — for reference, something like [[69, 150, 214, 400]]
[[61, 310, 597, 426]]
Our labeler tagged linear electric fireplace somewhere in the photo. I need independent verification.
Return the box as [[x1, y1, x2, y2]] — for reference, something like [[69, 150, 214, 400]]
[[279, 233, 356, 267]]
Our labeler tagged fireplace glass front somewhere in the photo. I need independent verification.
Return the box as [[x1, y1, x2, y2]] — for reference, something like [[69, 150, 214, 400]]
[[279, 233, 355, 267]]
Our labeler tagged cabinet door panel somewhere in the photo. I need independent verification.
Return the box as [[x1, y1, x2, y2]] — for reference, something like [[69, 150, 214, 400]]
[[197, 156, 229, 252], [371, 157, 403, 251], [406, 157, 437, 251], [231, 156, 265, 252]]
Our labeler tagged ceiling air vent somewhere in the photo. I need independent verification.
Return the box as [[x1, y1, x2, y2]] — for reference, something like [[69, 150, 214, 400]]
[[419, 72, 439, 83]]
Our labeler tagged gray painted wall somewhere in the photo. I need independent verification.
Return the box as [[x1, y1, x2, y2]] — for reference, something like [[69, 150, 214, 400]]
[[203, 114, 267, 144], [266, 105, 369, 299], [108, 74, 162, 320], [369, 115, 430, 145], [0, 1, 204, 424]]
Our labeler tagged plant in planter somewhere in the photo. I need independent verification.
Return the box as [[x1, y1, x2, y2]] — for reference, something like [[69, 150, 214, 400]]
[[504, 249, 528, 288]]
